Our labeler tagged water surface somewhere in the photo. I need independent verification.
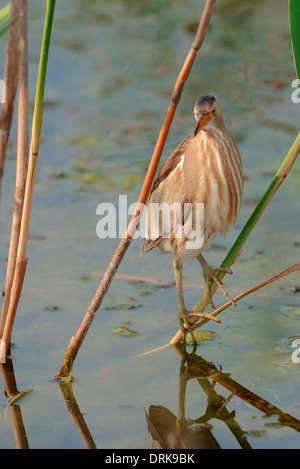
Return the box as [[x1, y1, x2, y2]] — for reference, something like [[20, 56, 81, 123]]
[[0, 0, 299, 449]]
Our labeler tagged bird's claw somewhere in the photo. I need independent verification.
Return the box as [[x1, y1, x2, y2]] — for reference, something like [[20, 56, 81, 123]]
[[203, 265, 236, 308], [188, 310, 221, 323], [179, 308, 221, 346]]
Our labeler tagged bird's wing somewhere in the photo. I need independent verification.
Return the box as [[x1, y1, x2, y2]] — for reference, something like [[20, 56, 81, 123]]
[[140, 236, 162, 254], [141, 199, 197, 255], [141, 135, 193, 255], [149, 134, 193, 195]]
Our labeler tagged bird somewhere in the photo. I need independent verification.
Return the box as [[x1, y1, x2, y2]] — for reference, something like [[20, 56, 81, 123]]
[[141, 95, 243, 345]]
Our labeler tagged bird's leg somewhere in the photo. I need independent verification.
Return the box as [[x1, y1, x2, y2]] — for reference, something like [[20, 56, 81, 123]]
[[173, 259, 220, 345], [173, 260, 195, 344], [197, 254, 236, 308]]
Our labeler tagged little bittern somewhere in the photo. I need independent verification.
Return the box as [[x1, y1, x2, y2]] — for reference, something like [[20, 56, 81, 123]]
[[141, 95, 243, 344]]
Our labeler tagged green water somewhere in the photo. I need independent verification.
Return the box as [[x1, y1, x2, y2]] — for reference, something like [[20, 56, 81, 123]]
[[0, 0, 299, 449]]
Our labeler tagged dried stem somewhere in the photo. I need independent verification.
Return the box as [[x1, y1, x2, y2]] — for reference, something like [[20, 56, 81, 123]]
[[175, 350, 300, 433], [56, 0, 216, 379], [0, 357, 30, 448], [139, 262, 300, 356], [170, 262, 300, 345], [58, 381, 97, 449], [0, 0, 21, 201], [0, 0, 28, 339]]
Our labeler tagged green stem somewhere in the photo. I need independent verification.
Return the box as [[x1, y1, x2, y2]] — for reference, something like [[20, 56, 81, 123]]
[[32, 0, 55, 153], [0, 2, 11, 27], [17, 0, 55, 260]]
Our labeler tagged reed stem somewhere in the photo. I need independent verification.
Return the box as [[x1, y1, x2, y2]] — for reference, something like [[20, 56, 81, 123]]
[[0, 0, 20, 201], [139, 262, 300, 355], [0, 0, 29, 339], [0, 0, 55, 361], [56, 0, 216, 379]]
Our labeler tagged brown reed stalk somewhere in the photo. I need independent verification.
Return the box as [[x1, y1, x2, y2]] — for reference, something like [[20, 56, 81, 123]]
[[169, 262, 300, 345], [173, 349, 300, 433], [58, 381, 97, 449], [0, 0, 20, 201], [0, 0, 28, 340], [0, 358, 30, 448], [56, 0, 217, 379], [139, 262, 300, 356]]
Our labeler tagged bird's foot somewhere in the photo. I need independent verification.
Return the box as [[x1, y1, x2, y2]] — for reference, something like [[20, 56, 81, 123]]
[[202, 264, 236, 309], [178, 308, 221, 346]]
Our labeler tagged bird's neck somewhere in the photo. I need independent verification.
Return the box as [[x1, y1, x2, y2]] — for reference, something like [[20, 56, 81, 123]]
[[202, 120, 231, 145]]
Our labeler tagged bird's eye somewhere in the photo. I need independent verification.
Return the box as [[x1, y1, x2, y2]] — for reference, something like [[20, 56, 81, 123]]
[[212, 108, 216, 113]]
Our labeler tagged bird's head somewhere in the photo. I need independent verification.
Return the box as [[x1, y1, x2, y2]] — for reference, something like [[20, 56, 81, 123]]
[[193, 95, 222, 136]]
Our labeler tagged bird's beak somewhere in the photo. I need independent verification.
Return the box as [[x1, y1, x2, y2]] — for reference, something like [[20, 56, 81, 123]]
[[194, 109, 215, 136]]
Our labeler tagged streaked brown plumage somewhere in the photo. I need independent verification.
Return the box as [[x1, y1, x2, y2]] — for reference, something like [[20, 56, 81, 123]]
[[141, 95, 243, 344]]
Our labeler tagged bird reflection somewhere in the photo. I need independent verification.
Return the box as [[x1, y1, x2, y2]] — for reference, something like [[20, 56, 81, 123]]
[[145, 345, 300, 449], [145, 405, 221, 449]]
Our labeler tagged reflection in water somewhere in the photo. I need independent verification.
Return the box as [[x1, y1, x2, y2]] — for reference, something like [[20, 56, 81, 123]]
[[59, 380, 97, 449], [145, 345, 300, 449], [1, 356, 97, 449], [0, 358, 31, 449], [145, 406, 221, 450], [2, 351, 300, 449]]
